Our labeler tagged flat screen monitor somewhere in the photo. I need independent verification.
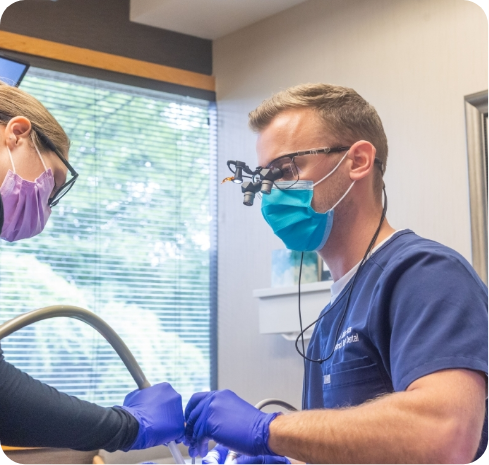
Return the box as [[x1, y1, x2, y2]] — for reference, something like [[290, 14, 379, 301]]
[[0, 55, 30, 87]]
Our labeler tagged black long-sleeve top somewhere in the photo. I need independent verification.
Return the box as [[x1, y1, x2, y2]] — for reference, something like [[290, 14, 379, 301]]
[[0, 344, 139, 451], [0, 197, 138, 451]]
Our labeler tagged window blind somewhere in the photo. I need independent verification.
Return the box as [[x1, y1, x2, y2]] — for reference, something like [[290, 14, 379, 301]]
[[0, 67, 216, 407]]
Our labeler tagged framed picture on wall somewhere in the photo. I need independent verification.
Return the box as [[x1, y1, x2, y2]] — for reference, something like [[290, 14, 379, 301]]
[[465, 90, 488, 284]]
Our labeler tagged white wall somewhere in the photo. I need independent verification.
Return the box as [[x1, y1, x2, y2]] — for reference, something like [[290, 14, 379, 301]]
[[214, 0, 487, 407]]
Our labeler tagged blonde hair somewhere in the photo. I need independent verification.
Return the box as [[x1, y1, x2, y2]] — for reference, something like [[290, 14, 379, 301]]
[[0, 80, 70, 157], [249, 83, 388, 195]]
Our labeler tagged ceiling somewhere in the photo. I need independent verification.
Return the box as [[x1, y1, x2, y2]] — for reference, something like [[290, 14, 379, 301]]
[[130, 0, 309, 40]]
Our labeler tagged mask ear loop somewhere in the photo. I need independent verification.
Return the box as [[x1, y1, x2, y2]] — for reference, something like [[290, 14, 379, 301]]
[[31, 133, 49, 172], [7, 139, 17, 174], [314, 148, 356, 212], [273, 149, 351, 192], [312, 149, 350, 187], [326, 180, 356, 212]]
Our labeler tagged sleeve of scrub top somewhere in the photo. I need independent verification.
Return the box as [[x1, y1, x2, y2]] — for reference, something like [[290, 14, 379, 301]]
[[373, 247, 488, 392], [0, 349, 139, 452]]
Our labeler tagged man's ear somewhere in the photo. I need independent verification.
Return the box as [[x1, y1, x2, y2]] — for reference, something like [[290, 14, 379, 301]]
[[348, 140, 376, 182], [5, 116, 32, 148]]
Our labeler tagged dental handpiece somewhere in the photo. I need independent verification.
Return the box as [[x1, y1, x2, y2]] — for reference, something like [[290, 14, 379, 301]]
[[223, 398, 298, 464], [0, 305, 186, 465], [223, 450, 239, 464]]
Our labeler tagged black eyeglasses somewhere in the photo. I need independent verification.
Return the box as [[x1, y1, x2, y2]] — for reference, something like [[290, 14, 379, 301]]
[[0, 112, 78, 207], [266, 146, 384, 182], [35, 129, 78, 207], [265, 146, 351, 181]]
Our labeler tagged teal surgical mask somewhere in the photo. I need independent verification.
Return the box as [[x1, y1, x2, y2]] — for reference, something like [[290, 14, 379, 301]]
[[261, 150, 354, 251]]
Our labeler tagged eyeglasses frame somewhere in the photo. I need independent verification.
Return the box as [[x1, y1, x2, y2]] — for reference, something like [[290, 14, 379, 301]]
[[265, 146, 349, 168], [265, 145, 384, 178]]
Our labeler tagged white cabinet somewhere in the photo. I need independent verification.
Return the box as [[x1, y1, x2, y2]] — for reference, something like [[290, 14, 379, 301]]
[[253, 281, 332, 340]]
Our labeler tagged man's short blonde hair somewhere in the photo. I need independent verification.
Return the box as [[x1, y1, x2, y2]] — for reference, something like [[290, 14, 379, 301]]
[[249, 83, 388, 196]]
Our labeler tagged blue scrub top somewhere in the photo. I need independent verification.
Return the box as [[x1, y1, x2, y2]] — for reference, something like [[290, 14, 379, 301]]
[[304, 230, 488, 459]]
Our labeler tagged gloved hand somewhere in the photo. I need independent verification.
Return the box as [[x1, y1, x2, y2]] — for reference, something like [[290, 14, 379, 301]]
[[202, 444, 290, 464], [241, 455, 291, 464], [118, 382, 185, 451], [201, 444, 227, 464], [184, 390, 280, 458]]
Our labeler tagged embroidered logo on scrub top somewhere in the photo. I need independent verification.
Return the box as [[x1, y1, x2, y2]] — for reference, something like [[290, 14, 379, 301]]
[[333, 326, 360, 352]]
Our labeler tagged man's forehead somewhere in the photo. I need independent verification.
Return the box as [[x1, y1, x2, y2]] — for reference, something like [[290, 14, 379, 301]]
[[265, 107, 322, 133], [256, 108, 333, 164]]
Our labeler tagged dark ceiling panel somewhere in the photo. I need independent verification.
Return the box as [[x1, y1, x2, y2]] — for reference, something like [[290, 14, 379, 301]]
[[0, 0, 212, 76]]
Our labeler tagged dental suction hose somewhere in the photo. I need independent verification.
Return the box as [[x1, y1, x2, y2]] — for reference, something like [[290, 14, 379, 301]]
[[0, 305, 186, 464], [223, 399, 298, 464], [253, 399, 298, 412]]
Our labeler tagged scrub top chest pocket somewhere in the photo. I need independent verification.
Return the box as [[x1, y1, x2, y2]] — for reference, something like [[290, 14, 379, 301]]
[[322, 356, 391, 409]]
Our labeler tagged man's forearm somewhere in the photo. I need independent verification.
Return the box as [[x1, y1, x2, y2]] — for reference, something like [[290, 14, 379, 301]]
[[269, 393, 442, 464], [268, 370, 486, 464]]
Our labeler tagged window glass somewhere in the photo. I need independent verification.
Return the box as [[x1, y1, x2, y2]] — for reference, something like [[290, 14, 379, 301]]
[[0, 68, 215, 406]]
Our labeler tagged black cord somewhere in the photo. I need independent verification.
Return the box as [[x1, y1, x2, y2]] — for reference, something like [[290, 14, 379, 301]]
[[297, 252, 307, 410], [227, 164, 255, 181], [295, 186, 388, 364]]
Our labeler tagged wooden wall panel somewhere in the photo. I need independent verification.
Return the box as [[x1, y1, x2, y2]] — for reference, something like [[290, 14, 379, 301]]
[[0, 31, 215, 92], [1, 0, 212, 75]]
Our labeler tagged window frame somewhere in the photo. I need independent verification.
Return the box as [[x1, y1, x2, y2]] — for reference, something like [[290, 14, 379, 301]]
[[0, 56, 218, 392]]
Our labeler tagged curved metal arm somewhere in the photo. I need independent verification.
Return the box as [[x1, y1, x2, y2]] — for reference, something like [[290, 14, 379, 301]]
[[0, 305, 151, 389], [0, 305, 185, 463], [226, 160, 258, 176], [254, 398, 298, 412]]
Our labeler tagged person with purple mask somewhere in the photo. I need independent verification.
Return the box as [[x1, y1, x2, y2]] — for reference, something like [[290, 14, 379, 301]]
[[0, 81, 186, 452]]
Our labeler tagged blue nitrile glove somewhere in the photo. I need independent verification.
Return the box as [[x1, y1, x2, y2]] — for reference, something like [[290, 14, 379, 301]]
[[238, 455, 291, 464], [202, 444, 229, 465], [202, 444, 290, 464], [184, 390, 280, 458], [118, 382, 185, 451]]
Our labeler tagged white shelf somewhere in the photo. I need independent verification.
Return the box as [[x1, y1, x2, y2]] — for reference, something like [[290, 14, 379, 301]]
[[253, 280, 333, 340], [252, 280, 333, 298]]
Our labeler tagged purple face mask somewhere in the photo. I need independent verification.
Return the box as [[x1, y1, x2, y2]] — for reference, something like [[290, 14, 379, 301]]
[[0, 137, 55, 242]]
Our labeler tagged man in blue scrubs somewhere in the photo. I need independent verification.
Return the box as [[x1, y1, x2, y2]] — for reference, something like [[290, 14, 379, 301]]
[[184, 83, 488, 463]]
